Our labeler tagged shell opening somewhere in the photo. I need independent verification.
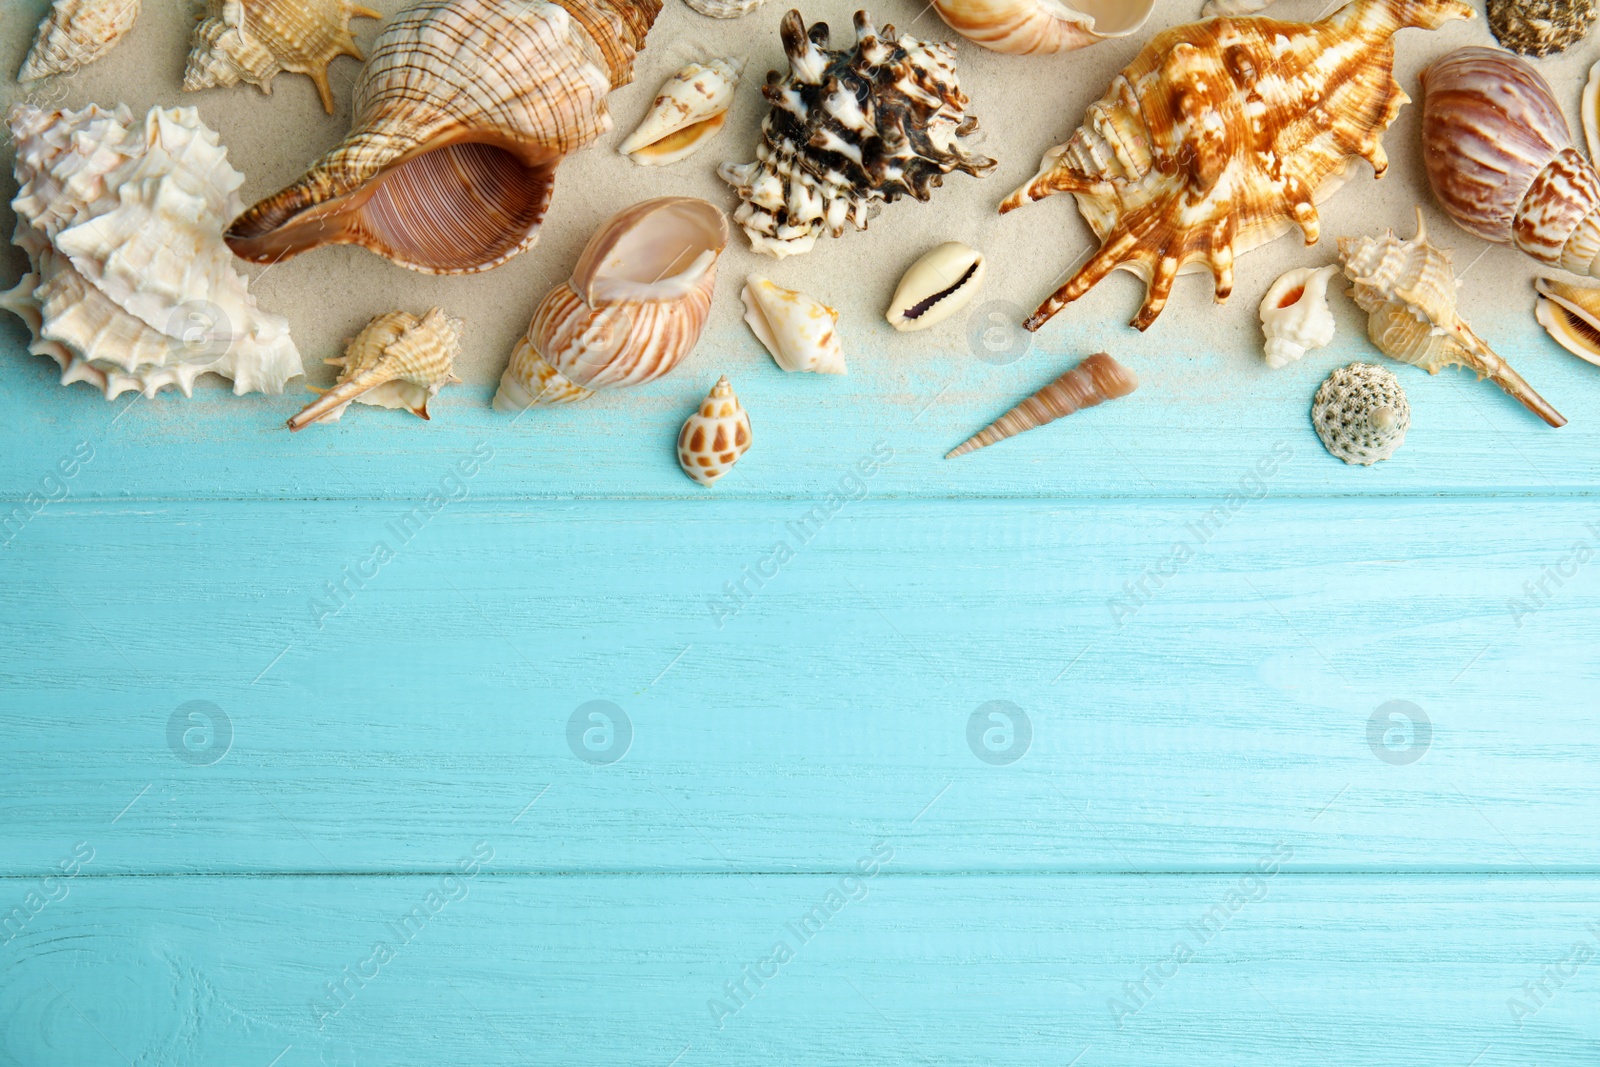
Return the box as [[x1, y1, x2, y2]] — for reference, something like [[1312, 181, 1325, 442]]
[[1068, 0, 1152, 35], [1277, 284, 1307, 308], [576, 198, 729, 304], [901, 260, 981, 322]]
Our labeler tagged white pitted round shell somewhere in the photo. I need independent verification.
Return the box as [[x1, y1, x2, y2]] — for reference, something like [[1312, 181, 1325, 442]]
[[1311, 362, 1410, 465]]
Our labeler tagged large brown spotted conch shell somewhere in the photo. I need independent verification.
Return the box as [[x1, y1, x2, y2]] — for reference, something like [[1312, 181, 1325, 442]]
[[224, 0, 662, 274], [927, 0, 1154, 54], [183, 0, 382, 115], [1000, 0, 1472, 332]]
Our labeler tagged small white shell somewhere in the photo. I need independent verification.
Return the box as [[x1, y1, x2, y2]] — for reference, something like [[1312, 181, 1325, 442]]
[[741, 276, 845, 375], [1259, 264, 1338, 368], [683, 0, 766, 18], [1201, 0, 1274, 15], [886, 242, 986, 333], [678, 375, 752, 485], [1311, 362, 1410, 466], [19, 0, 141, 81], [619, 56, 744, 165], [1583, 58, 1600, 164]]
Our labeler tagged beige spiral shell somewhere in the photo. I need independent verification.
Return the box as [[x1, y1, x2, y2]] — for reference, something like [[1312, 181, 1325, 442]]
[[18, 0, 141, 81], [288, 308, 463, 429], [184, 0, 381, 114], [225, 0, 662, 274], [928, 0, 1153, 54], [678, 376, 752, 485], [947, 352, 1138, 458]]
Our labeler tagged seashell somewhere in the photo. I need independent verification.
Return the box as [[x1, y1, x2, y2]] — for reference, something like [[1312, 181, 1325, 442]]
[[1259, 265, 1338, 369], [1338, 209, 1564, 427], [1201, 0, 1273, 14], [493, 197, 727, 410], [287, 308, 463, 429], [224, 0, 663, 274], [183, 0, 382, 115], [887, 242, 985, 333], [1000, 0, 1472, 333], [947, 351, 1137, 458], [927, 0, 1153, 54], [1, 103, 303, 399], [1584, 60, 1600, 164], [1535, 276, 1600, 367], [1311, 362, 1410, 465], [18, 0, 141, 81], [1487, 0, 1595, 54], [717, 9, 995, 259], [1422, 48, 1600, 280], [677, 375, 752, 485], [684, 0, 766, 18], [618, 56, 743, 166], [741, 276, 845, 374]]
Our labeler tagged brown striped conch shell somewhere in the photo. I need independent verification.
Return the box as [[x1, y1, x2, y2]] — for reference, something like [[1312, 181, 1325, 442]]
[[741, 276, 845, 374], [183, 0, 381, 115], [1259, 264, 1338, 369], [1338, 209, 1564, 427], [493, 197, 727, 410], [1001, 0, 1471, 333], [947, 352, 1138, 458], [618, 55, 743, 165], [1422, 48, 1600, 281], [18, 0, 141, 81], [1535, 276, 1600, 367], [677, 375, 752, 485], [224, 0, 662, 274], [929, 0, 1153, 54], [287, 308, 463, 429]]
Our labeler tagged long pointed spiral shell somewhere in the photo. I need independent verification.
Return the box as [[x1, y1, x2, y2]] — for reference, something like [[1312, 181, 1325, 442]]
[[183, 0, 382, 114], [19, 0, 141, 81], [929, 0, 1154, 54], [287, 308, 463, 429], [946, 352, 1138, 458]]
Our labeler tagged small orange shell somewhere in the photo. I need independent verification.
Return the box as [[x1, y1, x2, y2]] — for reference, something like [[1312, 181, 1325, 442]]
[[677, 375, 751, 485]]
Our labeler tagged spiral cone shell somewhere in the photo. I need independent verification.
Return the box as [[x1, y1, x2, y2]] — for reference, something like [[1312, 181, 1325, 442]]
[[619, 56, 743, 165], [225, 0, 662, 274], [183, 0, 382, 114], [947, 352, 1138, 458], [678, 376, 751, 485], [928, 0, 1154, 54], [18, 0, 141, 81], [288, 308, 463, 429]]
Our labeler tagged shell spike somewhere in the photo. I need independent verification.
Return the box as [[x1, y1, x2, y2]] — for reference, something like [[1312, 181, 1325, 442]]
[[947, 352, 1138, 458], [783, 11, 830, 83]]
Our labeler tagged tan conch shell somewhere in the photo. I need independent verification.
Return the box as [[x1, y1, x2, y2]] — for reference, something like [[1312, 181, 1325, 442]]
[[947, 352, 1138, 458], [887, 242, 985, 333], [184, 0, 382, 115], [1259, 265, 1338, 369], [1000, 0, 1472, 333], [1338, 210, 1564, 427], [677, 375, 752, 485], [1, 103, 303, 399], [741, 277, 845, 374], [618, 56, 743, 165], [1312, 362, 1410, 465], [684, 0, 767, 16], [1535, 277, 1600, 367], [224, 0, 662, 274], [287, 309, 463, 429], [928, 0, 1153, 54], [18, 0, 141, 81], [493, 197, 727, 410]]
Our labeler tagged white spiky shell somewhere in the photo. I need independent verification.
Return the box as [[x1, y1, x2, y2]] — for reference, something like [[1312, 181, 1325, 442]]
[[619, 56, 744, 166], [18, 0, 142, 81], [1, 103, 303, 399], [183, 0, 382, 115], [741, 277, 845, 374], [1259, 264, 1338, 368], [677, 375, 752, 485], [288, 308, 463, 429]]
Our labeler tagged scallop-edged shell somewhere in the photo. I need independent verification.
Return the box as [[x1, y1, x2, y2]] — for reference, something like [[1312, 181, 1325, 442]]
[[1487, 0, 1595, 54], [619, 56, 743, 166], [887, 242, 985, 333], [184, 0, 382, 115], [677, 375, 752, 485], [18, 0, 141, 81], [1, 103, 303, 399], [1535, 276, 1600, 367], [947, 352, 1137, 458], [1260, 265, 1338, 369], [225, 0, 662, 274], [684, 0, 766, 17], [494, 197, 728, 410], [717, 9, 995, 259], [1338, 210, 1564, 426], [742, 276, 845, 374], [1311, 362, 1410, 465], [1001, 0, 1472, 333], [287, 309, 463, 429], [930, 0, 1153, 54]]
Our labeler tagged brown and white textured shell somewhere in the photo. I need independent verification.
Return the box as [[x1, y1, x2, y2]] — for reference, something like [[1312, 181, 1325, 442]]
[[1311, 362, 1410, 465], [287, 308, 463, 429], [1487, 0, 1595, 54], [1422, 48, 1600, 281], [1535, 276, 1600, 367], [493, 197, 727, 410], [947, 352, 1137, 458], [1338, 210, 1564, 427], [18, 0, 141, 81], [225, 0, 662, 274], [717, 9, 995, 258], [1000, 0, 1472, 332], [928, 0, 1154, 55], [184, 0, 381, 114], [618, 55, 743, 165], [677, 375, 752, 485]]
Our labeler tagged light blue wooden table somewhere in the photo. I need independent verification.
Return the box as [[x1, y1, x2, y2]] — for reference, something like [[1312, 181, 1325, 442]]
[[4, 0, 1600, 1063]]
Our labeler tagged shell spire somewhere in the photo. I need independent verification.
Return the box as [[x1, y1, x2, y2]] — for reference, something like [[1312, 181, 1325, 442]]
[[183, 0, 383, 114], [947, 352, 1138, 458], [287, 308, 463, 429], [19, 0, 142, 81]]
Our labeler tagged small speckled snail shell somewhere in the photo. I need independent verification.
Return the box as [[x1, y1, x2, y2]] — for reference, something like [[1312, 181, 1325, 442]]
[[677, 375, 751, 485]]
